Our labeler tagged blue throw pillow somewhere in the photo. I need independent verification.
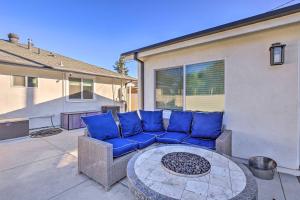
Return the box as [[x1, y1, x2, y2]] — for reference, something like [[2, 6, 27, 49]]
[[117, 111, 143, 137], [139, 110, 164, 132], [167, 111, 192, 133], [191, 112, 223, 139], [81, 112, 119, 140]]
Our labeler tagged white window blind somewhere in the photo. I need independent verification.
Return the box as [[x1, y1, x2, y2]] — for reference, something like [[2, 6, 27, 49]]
[[154, 60, 224, 111], [155, 67, 183, 110], [185, 60, 224, 111]]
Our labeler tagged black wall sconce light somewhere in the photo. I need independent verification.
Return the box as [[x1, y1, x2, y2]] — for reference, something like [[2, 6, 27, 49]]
[[269, 43, 286, 65]]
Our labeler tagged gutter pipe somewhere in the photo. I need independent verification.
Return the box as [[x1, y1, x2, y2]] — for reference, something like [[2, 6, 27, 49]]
[[133, 52, 144, 109]]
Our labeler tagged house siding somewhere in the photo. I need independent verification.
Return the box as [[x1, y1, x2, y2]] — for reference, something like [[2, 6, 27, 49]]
[[0, 64, 123, 129], [141, 23, 300, 169]]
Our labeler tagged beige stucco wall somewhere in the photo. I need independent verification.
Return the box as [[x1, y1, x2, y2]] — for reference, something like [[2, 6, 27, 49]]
[[0, 64, 124, 129], [140, 23, 300, 169]]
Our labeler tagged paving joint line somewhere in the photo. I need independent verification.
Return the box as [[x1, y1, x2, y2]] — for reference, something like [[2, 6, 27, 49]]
[[0, 153, 65, 173], [0, 133, 80, 173], [47, 179, 89, 200], [278, 172, 287, 200], [40, 137, 78, 159]]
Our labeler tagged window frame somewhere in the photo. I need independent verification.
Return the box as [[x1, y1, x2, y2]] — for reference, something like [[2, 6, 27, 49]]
[[11, 75, 39, 88], [27, 76, 39, 88], [66, 73, 95, 102], [154, 59, 225, 111]]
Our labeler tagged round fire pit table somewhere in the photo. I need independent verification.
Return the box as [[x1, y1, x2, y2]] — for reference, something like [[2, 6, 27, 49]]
[[127, 145, 257, 200]]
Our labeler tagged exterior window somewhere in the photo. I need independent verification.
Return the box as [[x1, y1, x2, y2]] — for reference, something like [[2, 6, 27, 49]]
[[13, 75, 26, 87], [69, 77, 82, 99], [154, 60, 224, 111], [68, 77, 94, 100], [186, 60, 224, 111], [155, 67, 183, 110], [83, 79, 94, 99], [12, 75, 37, 87], [27, 77, 38, 87]]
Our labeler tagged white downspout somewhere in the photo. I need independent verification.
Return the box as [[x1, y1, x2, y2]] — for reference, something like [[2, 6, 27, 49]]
[[62, 72, 66, 113], [298, 41, 300, 170], [129, 84, 132, 111], [112, 78, 116, 104]]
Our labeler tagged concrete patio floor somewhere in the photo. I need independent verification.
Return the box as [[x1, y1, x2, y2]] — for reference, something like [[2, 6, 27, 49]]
[[0, 129, 299, 200]]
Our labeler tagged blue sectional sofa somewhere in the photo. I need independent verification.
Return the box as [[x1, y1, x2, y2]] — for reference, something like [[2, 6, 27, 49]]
[[78, 110, 232, 190]]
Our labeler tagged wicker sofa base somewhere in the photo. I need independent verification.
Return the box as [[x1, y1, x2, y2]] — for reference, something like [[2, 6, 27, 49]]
[[78, 130, 232, 190]]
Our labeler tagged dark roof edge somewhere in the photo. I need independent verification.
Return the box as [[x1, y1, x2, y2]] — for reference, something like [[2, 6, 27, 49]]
[[121, 3, 300, 57]]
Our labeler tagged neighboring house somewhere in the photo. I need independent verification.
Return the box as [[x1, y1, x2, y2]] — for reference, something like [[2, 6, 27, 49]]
[[122, 4, 300, 172], [0, 35, 136, 129], [127, 80, 138, 111]]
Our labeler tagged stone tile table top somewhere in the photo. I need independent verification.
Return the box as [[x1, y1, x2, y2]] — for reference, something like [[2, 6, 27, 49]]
[[127, 145, 257, 200]]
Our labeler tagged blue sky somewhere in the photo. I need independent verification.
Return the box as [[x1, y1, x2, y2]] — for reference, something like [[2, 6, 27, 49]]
[[0, 0, 298, 77]]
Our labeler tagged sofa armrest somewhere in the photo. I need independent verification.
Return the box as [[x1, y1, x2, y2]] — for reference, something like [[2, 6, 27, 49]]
[[216, 129, 232, 156], [78, 135, 113, 171]]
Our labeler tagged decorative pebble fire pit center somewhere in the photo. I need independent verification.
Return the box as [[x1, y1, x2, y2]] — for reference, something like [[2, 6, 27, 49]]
[[161, 152, 211, 176]]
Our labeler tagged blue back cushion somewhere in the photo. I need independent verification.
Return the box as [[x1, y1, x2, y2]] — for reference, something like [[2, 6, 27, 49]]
[[167, 111, 192, 133], [139, 110, 164, 132], [191, 112, 223, 139], [81, 112, 119, 140], [117, 111, 143, 137]]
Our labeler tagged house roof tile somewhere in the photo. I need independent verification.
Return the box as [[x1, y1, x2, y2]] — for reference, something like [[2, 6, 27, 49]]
[[0, 39, 135, 80]]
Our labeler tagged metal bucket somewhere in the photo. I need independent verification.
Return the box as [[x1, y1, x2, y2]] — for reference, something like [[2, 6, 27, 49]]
[[248, 156, 277, 180]]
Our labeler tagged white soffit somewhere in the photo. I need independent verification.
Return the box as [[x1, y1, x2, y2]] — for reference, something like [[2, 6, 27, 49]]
[[137, 12, 300, 58]]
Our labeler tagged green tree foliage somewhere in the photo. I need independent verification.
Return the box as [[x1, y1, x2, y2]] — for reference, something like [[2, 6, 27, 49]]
[[113, 57, 129, 75]]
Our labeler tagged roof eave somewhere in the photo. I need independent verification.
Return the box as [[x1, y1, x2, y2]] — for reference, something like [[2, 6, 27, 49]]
[[121, 3, 300, 57], [0, 49, 136, 81], [0, 59, 136, 81]]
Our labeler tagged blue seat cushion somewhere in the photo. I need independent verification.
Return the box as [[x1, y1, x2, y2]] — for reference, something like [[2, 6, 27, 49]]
[[117, 111, 143, 137], [104, 138, 138, 158], [81, 112, 119, 140], [156, 131, 189, 144], [139, 110, 164, 132], [191, 112, 223, 139], [182, 136, 216, 150], [142, 131, 166, 137], [126, 133, 156, 149], [167, 111, 193, 133]]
